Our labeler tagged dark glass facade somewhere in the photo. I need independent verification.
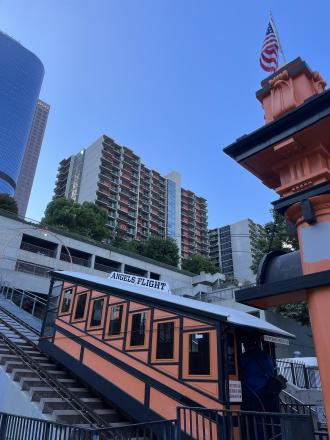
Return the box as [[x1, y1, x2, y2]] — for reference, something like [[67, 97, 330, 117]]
[[0, 32, 44, 195]]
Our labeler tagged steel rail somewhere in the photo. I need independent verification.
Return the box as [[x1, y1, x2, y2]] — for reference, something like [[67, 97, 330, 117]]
[[0, 312, 112, 429], [0, 305, 40, 338]]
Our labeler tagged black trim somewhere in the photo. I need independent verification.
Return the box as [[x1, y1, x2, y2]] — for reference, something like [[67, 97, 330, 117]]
[[147, 308, 154, 364], [54, 324, 220, 405], [223, 89, 330, 162], [236, 269, 330, 308], [47, 329, 212, 408], [50, 272, 220, 326], [0, 170, 16, 190], [178, 316, 183, 381], [39, 339, 160, 423], [272, 180, 330, 215], [183, 326, 215, 333], [153, 316, 180, 323]]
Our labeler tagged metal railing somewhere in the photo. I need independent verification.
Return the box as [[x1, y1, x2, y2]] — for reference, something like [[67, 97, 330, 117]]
[[94, 262, 121, 273], [0, 283, 47, 320], [0, 411, 175, 439], [60, 252, 91, 267], [95, 419, 176, 439], [277, 359, 321, 389], [0, 412, 95, 440], [20, 241, 57, 258], [15, 260, 51, 278], [177, 407, 317, 440]]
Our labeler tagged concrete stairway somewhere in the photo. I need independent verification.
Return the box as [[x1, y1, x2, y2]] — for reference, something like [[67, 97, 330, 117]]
[[0, 340, 129, 426]]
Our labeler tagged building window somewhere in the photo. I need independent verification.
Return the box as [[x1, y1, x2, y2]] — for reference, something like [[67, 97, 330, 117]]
[[60, 288, 73, 314], [74, 293, 88, 320], [156, 321, 174, 359], [130, 312, 146, 346], [90, 299, 104, 327], [108, 304, 124, 336], [189, 333, 210, 375]]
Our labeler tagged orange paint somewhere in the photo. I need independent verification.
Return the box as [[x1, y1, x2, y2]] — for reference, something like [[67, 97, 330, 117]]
[[55, 319, 221, 408], [129, 301, 149, 311], [149, 388, 180, 419], [153, 309, 177, 320], [183, 318, 209, 330], [83, 348, 145, 404], [54, 331, 81, 360], [154, 364, 179, 378], [189, 381, 218, 398]]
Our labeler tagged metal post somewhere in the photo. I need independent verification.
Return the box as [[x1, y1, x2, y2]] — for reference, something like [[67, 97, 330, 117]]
[[303, 365, 311, 389], [31, 297, 36, 317], [290, 362, 296, 386], [0, 413, 8, 438], [20, 291, 24, 309]]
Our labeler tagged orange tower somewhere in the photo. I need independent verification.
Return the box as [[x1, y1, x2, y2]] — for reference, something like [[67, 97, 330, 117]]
[[224, 58, 330, 429]]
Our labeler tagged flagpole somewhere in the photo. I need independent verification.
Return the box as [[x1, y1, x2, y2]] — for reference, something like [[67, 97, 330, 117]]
[[269, 11, 286, 64]]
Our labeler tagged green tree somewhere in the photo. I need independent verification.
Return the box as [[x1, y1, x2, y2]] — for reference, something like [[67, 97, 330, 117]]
[[0, 193, 18, 215], [252, 209, 309, 326], [42, 198, 109, 241], [251, 210, 298, 274], [113, 236, 180, 267], [143, 236, 179, 267], [182, 255, 219, 275]]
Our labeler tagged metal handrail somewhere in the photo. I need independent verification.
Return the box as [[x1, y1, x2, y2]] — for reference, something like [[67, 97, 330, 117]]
[[277, 359, 321, 389], [0, 283, 47, 319]]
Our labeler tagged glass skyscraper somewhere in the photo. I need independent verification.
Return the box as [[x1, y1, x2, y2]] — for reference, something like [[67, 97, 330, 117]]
[[0, 32, 44, 195]]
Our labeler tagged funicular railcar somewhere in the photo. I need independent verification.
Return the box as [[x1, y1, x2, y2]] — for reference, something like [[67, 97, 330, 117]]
[[39, 270, 293, 430]]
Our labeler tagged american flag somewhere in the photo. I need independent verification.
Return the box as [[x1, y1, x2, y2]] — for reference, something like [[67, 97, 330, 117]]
[[260, 21, 279, 72]]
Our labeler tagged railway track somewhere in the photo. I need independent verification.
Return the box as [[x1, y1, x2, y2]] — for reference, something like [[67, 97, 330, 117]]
[[0, 304, 129, 428]]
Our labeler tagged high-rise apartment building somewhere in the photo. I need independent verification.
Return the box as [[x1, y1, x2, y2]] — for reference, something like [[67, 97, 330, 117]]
[[54, 135, 208, 258], [208, 219, 262, 284], [15, 100, 50, 216], [0, 32, 44, 195]]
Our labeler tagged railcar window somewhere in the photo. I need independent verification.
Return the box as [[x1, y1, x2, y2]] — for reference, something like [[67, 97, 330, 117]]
[[61, 289, 73, 313], [90, 299, 104, 327], [189, 333, 210, 375], [74, 293, 88, 320], [156, 322, 174, 359], [130, 312, 146, 346], [108, 305, 124, 336]]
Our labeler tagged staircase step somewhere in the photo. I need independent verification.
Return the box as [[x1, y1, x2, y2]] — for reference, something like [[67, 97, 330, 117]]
[[40, 397, 77, 414], [52, 409, 93, 424], [94, 408, 121, 423], [5, 361, 25, 373], [80, 398, 109, 410], [30, 387, 62, 401], [0, 354, 20, 364], [12, 368, 39, 381]]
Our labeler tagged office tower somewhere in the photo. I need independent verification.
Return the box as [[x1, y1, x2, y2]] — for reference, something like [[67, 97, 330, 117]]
[[54, 135, 209, 258], [0, 32, 44, 195], [208, 219, 263, 284], [15, 100, 50, 216]]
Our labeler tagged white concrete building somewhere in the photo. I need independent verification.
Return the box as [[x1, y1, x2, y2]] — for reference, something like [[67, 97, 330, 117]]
[[0, 212, 212, 297], [209, 219, 263, 284]]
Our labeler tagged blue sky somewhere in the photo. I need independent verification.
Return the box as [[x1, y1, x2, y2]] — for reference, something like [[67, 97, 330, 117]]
[[1, 0, 329, 227]]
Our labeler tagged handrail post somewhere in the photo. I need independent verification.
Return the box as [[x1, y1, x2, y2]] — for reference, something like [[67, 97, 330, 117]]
[[31, 297, 36, 316], [20, 291, 24, 309], [303, 365, 310, 389], [0, 413, 8, 438], [176, 407, 181, 440], [290, 362, 296, 386]]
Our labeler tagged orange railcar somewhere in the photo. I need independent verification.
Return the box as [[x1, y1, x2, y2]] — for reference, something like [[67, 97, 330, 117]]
[[39, 271, 293, 423]]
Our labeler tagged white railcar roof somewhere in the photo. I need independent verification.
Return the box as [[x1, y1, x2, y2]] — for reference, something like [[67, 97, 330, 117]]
[[53, 271, 294, 338]]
